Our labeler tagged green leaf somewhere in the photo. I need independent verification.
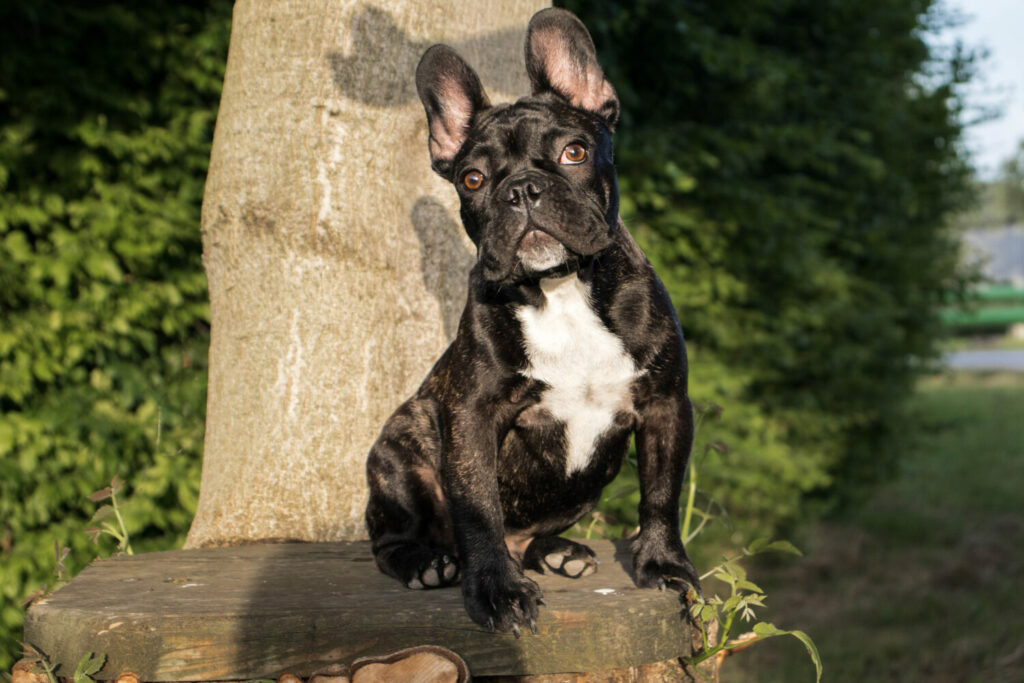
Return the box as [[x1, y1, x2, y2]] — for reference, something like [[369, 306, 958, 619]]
[[712, 571, 735, 586], [788, 629, 823, 683], [722, 594, 743, 612], [73, 652, 105, 683], [753, 621, 783, 636], [4, 232, 32, 261], [746, 538, 771, 554], [760, 540, 803, 556], [749, 623, 822, 682], [83, 252, 123, 282], [90, 506, 113, 523], [742, 594, 766, 608], [747, 539, 803, 556]]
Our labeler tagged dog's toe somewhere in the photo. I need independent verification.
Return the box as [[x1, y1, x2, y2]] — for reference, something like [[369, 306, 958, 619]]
[[563, 558, 595, 577], [442, 555, 459, 582], [413, 552, 460, 589], [526, 537, 599, 578], [421, 566, 441, 587]]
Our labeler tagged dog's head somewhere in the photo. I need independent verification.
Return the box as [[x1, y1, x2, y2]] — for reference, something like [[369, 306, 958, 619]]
[[415, 8, 620, 284]]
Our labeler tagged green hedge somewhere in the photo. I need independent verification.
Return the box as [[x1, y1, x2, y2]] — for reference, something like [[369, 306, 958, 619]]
[[0, 1, 230, 668]]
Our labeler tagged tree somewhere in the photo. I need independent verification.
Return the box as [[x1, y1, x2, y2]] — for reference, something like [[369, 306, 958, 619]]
[[561, 0, 976, 528], [998, 140, 1024, 223], [185, 0, 550, 547]]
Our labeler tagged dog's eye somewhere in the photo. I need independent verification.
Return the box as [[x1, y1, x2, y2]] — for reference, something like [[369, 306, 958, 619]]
[[560, 144, 587, 164], [463, 170, 485, 190]]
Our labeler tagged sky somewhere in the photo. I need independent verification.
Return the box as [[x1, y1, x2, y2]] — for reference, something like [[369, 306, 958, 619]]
[[942, 0, 1024, 179]]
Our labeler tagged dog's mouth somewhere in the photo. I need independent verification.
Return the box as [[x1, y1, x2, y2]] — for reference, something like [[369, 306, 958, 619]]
[[479, 220, 613, 284], [517, 228, 568, 273], [476, 178, 616, 284]]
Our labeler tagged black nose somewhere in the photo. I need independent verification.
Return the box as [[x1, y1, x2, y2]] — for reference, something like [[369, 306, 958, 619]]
[[505, 175, 548, 208]]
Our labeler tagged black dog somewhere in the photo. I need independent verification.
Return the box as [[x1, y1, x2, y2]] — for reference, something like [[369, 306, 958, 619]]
[[365, 7, 698, 635]]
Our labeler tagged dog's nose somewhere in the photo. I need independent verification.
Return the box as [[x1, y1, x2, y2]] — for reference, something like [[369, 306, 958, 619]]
[[505, 175, 547, 208]]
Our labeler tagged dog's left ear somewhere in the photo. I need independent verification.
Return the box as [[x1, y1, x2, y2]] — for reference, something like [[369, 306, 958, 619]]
[[525, 8, 619, 130]]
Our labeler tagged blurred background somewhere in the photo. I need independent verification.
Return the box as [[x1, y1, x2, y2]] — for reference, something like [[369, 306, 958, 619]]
[[1, 0, 1021, 680]]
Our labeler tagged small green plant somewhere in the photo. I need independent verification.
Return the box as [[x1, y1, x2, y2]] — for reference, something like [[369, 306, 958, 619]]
[[85, 475, 134, 556], [681, 402, 823, 682], [683, 539, 821, 680], [20, 644, 58, 683], [19, 543, 72, 607], [20, 645, 106, 683], [71, 653, 106, 683], [18, 481, 128, 679]]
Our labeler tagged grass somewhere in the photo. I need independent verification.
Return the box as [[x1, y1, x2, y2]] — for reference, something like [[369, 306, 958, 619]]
[[940, 333, 1024, 352], [720, 370, 1024, 683]]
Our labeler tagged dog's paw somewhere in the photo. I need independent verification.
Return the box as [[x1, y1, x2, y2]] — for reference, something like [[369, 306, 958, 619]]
[[405, 551, 460, 590], [631, 535, 701, 596], [523, 536, 598, 578], [462, 563, 543, 636], [376, 543, 460, 590]]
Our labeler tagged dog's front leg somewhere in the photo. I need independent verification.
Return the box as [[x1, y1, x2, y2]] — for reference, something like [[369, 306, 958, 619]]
[[631, 393, 701, 594], [444, 408, 543, 634]]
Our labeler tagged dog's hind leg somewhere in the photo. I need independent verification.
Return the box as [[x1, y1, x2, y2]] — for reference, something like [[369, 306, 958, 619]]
[[372, 538, 459, 589], [522, 536, 598, 578], [365, 400, 459, 589]]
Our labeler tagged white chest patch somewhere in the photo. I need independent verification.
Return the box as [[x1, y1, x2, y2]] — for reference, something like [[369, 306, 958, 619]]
[[516, 274, 639, 474]]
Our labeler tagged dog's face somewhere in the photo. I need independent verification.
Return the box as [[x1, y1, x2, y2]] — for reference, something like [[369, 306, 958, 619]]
[[415, 10, 621, 284]]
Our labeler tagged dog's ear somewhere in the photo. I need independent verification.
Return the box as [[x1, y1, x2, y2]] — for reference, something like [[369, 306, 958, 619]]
[[525, 8, 619, 129], [415, 45, 490, 178]]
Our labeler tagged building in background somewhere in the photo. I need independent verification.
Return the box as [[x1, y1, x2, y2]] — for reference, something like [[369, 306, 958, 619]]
[[949, 225, 1024, 336]]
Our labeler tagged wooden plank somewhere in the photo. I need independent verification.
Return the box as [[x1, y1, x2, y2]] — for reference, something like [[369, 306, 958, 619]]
[[24, 540, 691, 680]]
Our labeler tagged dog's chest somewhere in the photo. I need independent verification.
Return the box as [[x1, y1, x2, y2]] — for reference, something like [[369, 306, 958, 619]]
[[515, 274, 638, 474]]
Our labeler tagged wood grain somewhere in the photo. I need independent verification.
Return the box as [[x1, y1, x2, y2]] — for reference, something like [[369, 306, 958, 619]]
[[23, 540, 692, 680]]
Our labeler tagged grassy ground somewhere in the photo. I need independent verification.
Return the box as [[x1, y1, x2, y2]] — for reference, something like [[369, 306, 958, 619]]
[[940, 332, 1024, 351], [719, 371, 1024, 683]]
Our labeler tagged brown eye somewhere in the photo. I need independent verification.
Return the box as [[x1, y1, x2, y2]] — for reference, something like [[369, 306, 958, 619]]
[[463, 170, 485, 190], [560, 143, 587, 164]]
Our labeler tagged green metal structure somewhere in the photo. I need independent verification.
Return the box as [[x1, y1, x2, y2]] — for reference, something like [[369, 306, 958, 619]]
[[942, 285, 1024, 329]]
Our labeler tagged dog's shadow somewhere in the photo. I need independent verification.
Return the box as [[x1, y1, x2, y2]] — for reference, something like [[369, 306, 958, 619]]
[[327, 5, 527, 108], [328, 6, 520, 341], [409, 196, 474, 341]]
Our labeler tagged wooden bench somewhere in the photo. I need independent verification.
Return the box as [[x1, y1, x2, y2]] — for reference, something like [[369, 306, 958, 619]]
[[21, 540, 704, 681]]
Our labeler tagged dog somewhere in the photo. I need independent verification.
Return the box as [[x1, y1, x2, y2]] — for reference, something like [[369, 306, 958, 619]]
[[365, 7, 699, 635]]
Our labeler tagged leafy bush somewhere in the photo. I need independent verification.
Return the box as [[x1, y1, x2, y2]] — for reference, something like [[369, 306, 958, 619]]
[[0, 1, 230, 668], [559, 0, 975, 532]]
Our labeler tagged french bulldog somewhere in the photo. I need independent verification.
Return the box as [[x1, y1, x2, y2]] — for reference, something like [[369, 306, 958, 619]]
[[365, 7, 699, 635]]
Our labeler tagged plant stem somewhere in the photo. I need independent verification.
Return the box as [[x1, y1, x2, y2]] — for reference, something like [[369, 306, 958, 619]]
[[700, 551, 746, 581], [109, 493, 133, 555], [681, 459, 697, 542]]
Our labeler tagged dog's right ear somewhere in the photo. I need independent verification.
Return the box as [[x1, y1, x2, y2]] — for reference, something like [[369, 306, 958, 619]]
[[525, 8, 619, 129], [415, 45, 490, 178]]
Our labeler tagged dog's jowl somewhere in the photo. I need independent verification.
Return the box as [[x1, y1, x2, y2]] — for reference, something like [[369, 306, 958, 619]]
[[365, 7, 700, 634]]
